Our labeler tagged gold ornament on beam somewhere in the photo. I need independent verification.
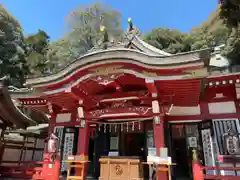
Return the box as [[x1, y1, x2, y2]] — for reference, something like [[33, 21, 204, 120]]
[[142, 71, 158, 77], [89, 65, 123, 76], [184, 68, 208, 77]]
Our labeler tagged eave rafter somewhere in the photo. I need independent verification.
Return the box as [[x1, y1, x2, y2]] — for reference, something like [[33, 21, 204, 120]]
[[19, 97, 62, 114], [156, 79, 202, 106], [43, 92, 77, 111], [66, 86, 99, 109], [19, 98, 49, 113]]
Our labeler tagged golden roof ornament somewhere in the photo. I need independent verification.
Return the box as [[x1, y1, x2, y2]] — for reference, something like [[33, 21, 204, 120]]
[[126, 17, 141, 37], [99, 25, 109, 49], [128, 17, 134, 31], [100, 25, 105, 32]]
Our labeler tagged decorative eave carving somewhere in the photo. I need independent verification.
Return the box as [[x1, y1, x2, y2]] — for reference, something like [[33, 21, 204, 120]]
[[89, 65, 123, 75], [184, 68, 208, 78], [141, 71, 158, 77], [87, 106, 152, 119]]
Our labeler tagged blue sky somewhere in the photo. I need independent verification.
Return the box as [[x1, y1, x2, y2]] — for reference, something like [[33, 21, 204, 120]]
[[2, 0, 218, 41]]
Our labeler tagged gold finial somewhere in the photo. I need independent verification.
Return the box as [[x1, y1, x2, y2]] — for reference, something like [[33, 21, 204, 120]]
[[100, 25, 105, 32], [128, 18, 133, 31]]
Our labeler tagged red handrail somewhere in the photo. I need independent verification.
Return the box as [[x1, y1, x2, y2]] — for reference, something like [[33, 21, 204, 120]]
[[202, 166, 240, 171], [192, 161, 240, 180], [0, 153, 60, 180], [1, 160, 53, 164]]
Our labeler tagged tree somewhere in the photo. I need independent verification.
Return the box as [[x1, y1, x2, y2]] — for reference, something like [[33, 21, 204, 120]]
[[47, 2, 124, 71], [0, 5, 29, 87], [143, 28, 191, 54], [222, 27, 240, 64], [142, 8, 231, 56], [25, 29, 50, 76], [219, 0, 240, 27]]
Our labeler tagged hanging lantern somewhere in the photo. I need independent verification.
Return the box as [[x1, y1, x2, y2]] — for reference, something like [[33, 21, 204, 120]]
[[98, 124, 101, 131], [109, 124, 112, 133], [154, 116, 161, 125], [77, 106, 84, 118], [121, 124, 123, 132], [126, 122, 129, 132], [132, 121, 135, 131], [104, 124, 107, 133], [138, 121, 141, 130], [80, 120, 86, 128]]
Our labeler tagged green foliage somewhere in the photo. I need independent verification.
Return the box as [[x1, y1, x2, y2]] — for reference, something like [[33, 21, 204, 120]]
[[2, 2, 240, 81], [222, 27, 240, 64], [25, 30, 49, 54], [143, 8, 230, 54], [0, 5, 29, 87], [143, 7, 240, 65], [47, 2, 124, 72], [219, 0, 240, 27], [25, 29, 50, 76], [143, 28, 191, 54]]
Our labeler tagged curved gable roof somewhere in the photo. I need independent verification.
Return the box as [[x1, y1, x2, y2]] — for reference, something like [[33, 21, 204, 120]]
[[128, 35, 172, 56], [0, 77, 47, 128], [24, 47, 210, 87]]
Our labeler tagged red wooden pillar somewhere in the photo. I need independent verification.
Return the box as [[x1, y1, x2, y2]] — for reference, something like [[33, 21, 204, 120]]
[[153, 116, 165, 152], [153, 116, 168, 180], [76, 119, 89, 179], [147, 80, 168, 180]]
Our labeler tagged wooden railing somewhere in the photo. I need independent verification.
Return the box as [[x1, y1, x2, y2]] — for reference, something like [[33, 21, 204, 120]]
[[192, 161, 240, 180], [192, 150, 240, 180], [0, 161, 45, 179], [0, 153, 60, 180]]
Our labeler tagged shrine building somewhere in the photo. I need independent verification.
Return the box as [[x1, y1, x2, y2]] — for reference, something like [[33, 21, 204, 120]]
[[9, 20, 240, 180], [0, 77, 48, 174]]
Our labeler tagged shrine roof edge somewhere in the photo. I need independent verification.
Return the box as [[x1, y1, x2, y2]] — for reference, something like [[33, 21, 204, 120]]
[[24, 48, 211, 87]]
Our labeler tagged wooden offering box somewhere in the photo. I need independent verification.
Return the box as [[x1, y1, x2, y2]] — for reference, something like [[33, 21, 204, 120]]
[[99, 156, 143, 180]]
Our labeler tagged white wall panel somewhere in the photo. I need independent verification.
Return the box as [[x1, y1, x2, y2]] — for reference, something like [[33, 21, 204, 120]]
[[208, 101, 236, 114]]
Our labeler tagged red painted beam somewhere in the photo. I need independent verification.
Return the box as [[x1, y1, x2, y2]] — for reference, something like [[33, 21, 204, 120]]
[[97, 90, 149, 100], [55, 113, 240, 127], [70, 87, 99, 108]]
